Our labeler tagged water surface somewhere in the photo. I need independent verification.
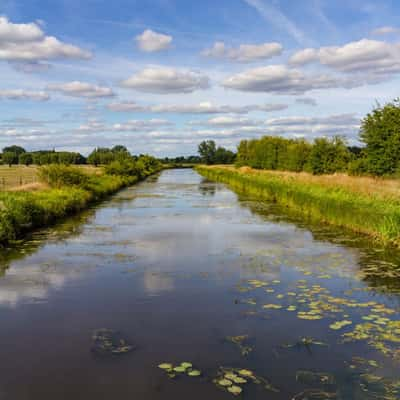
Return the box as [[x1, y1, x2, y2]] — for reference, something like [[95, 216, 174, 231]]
[[0, 169, 399, 399]]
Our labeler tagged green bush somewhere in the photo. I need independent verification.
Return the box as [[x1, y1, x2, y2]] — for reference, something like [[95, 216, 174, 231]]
[[39, 165, 90, 187]]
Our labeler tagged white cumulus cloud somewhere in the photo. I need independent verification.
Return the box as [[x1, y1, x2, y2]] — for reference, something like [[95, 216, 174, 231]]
[[0, 16, 91, 61], [202, 41, 282, 62], [48, 81, 115, 98], [120, 67, 210, 94], [0, 89, 49, 101], [222, 65, 346, 94], [289, 39, 400, 78], [135, 29, 172, 52]]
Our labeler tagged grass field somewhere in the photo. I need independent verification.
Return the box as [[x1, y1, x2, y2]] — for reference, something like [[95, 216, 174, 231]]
[[196, 165, 400, 246], [0, 165, 102, 191]]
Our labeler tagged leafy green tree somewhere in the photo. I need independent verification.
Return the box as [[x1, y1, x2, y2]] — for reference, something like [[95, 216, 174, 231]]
[[19, 153, 33, 166], [306, 137, 351, 175], [214, 147, 236, 164], [2, 152, 18, 167], [360, 98, 400, 175], [3, 145, 26, 156], [112, 145, 128, 153], [198, 140, 217, 164]]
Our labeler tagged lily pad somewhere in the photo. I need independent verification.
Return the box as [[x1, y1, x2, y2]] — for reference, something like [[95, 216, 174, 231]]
[[158, 363, 173, 370], [232, 376, 247, 384], [228, 385, 243, 395], [173, 366, 186, 373], [219, 379, 233, 387], [238, 369, 253, 377], [188, 370, 202, 377]]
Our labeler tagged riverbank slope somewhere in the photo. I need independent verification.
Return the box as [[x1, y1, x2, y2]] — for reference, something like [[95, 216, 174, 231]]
[[0, 161, 162, 246], [196, 165, 400, 246]]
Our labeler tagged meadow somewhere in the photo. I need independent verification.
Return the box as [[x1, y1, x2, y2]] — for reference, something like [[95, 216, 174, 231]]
[[196, 165, 400, 247], [0, 165, 103, 191]]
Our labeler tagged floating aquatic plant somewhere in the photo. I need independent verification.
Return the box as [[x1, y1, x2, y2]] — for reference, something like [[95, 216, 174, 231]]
[[292, 389, 338, 399], [213, 367, 278, 396], [263, 304, 282, 310], [281, 337, 327, 355], [296, 370, 335, 386], [329, 320, 352, 330], [91, 329, 134, 355], [226, 335, 253, 356], [158, 361, 201, 379]]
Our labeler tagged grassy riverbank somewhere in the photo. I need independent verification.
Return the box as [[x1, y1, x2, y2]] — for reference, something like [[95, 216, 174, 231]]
[[0, 160, 162, 246], [196, 165, 400, 246]]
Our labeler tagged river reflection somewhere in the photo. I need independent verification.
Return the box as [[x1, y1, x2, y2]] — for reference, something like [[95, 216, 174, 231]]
[[0, 169, 399, 400]]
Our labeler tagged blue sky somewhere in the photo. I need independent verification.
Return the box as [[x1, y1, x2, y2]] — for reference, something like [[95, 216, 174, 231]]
[[0, 0, 400, 156]]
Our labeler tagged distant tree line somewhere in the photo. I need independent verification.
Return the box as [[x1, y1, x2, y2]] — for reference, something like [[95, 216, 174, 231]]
[[0, 145, 160, 168], [0, 146, 87, 167], [235, 98, 400, 176], [236, 136, 352, 175], [160, 155, 202, 164]]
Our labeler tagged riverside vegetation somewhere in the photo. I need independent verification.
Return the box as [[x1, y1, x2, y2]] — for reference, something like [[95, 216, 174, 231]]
[[196, 165, 400, 246], [0, 154, 162, 246], [196, 99, 400, 246]]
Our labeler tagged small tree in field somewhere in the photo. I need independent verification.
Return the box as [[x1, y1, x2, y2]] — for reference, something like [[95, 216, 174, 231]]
[[2, 152, 18, 167], [360, 99, 400, 176]]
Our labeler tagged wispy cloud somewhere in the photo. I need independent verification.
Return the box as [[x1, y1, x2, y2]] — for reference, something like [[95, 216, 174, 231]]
[[243, 0, 311, 46]]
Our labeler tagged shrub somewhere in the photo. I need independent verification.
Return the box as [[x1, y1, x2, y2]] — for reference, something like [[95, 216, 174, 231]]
[[38, 165, 90, 187]]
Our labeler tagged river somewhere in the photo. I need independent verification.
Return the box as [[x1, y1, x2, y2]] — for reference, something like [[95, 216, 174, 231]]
[[0, 168, 399, 399]]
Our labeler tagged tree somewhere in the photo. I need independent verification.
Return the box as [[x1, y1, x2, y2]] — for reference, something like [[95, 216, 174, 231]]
[[3, 145, 25, 156], [19, 153, 33, 166], [198, 140, 216, 164], [2, 152, 18, 167], [306, 137, 351, 175], [360, 98, 400, 175], [112, 145, 128, 153], [214, 147, 236, 164]]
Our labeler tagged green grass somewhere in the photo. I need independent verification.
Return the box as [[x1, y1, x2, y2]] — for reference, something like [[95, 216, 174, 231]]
[[196, 165, 400, 247], [0, 162, 162, 246]]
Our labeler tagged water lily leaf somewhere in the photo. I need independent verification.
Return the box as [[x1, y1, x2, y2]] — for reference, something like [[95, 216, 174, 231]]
[[158, 363, 173, 370], [232, 376, 247, 384], [218, 379, 233, 387], [228, 385, 243, 395], [263, 304, 282, 310], [188, 370, 201, 377], [238, 369, 253, 377], [173, 366, 186, 373], [180, 362, 192, 369], [329, 320, 352, 330]]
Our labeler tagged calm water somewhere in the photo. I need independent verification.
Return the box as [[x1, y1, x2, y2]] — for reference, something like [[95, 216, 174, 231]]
[[0, 169, 399, 399]]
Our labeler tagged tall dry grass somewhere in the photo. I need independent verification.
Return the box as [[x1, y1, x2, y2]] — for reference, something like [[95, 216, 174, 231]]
[[197, 165, 400, 246]]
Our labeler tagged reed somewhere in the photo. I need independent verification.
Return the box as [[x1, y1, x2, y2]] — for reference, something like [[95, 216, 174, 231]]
[[196, 165, 400, 246]]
